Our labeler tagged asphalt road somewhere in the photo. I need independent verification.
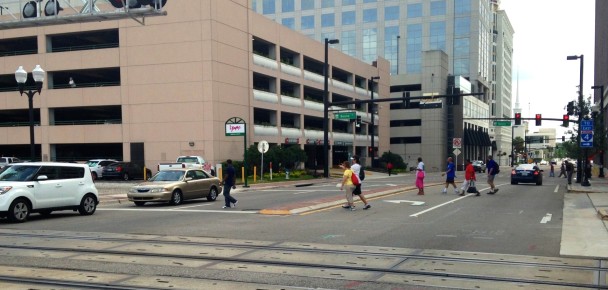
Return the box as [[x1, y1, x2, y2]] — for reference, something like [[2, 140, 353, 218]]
[[2, 170, 565, 257]]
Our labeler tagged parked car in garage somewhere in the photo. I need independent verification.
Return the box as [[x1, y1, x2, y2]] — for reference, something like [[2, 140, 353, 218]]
[[127, 168, 221, 206], [511, 164, 543, 185], [86, 159, 118, 180], [102, 162, 152, 181], [472, 160, 486, 173]]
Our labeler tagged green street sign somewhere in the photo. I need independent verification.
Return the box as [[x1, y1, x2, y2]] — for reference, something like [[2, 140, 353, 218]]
[[335, 111, 356, 120], [493, 121, 512, 126]]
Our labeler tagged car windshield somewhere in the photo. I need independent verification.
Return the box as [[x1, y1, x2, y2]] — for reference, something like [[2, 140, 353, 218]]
[[176, 157, 203, 164], [516, 164, 536, 171], [152, 170, 184, 181], [473, 161, 483, 165], [0, 165, 40, 181]]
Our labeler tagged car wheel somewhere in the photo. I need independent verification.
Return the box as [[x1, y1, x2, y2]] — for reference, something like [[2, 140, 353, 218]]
[[39, 210, 52, 216], [134, 201, 146, 206], [537, 180, 542, 186], [170, 190, 183, 205], [91, 172, 98, 180], [123, 173, 130, 181], [511, 180, 517, 185], [207, 187, 218, 201], [78, 194, 97, 215], [8, 198, 30, 223]]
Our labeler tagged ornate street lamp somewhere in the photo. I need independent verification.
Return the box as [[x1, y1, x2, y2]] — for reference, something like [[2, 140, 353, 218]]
[[323, 38, 339, 178], [567, 54, 584, 183], [15, 65, 45, 161]]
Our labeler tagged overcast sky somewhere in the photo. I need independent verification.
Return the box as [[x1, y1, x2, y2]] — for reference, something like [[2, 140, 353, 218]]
[[499, 0, 595, 137]]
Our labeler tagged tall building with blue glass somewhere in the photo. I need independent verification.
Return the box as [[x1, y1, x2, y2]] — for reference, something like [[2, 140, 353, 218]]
[[253, 0, 513, 170]]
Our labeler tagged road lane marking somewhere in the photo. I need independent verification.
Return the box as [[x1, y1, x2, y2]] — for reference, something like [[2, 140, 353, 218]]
[[97, 208, 257, 214], [540, 213, 552, 224], [554, 185, 559, 193], [170, 204, 213, 210], [436, 235, 457, 238], [384, 200, 426, 206], [409, 194, 472, 217]]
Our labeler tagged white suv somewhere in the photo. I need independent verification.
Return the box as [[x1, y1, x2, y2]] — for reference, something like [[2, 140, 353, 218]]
[[0, 162, 99, 223], [86, 159, 118, 180]]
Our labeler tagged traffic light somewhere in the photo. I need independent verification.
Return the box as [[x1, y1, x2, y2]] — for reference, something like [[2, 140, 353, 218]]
[[562, 136, 565, 142], [535, 114, 542, 126], [567, 101, 574, 115], [514, 113, 521, 125], [562, 114, 569, 127], [355, 115, 362, 127], [402, 91, 410, 108]]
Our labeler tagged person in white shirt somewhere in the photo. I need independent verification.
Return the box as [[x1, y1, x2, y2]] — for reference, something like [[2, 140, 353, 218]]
[[344, 156, 371, 210]]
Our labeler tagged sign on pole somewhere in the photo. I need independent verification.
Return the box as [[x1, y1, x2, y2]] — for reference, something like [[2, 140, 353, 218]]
[[258, 140, 269, 180], [453, 138, 462, 149], [225, 117, 249, 187], [334, 111, 356, 120], [580, 120, 594, 148]]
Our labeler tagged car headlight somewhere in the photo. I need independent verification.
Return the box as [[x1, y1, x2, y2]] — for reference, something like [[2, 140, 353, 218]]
[[129, 188, 137, 193], [0, 186, 12, 195], [150, 188, 164, 193]]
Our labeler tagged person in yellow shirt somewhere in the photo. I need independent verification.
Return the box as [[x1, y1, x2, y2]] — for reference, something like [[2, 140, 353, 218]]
[[340, 161, 356, 211]]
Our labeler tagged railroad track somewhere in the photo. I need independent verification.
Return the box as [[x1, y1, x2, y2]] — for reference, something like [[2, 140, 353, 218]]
[[0, 229, 604, 289]]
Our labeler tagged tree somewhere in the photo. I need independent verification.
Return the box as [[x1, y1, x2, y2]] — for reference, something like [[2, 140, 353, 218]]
[[379, 151, 406, 169], [245, 143, 308, 175], [513, 137, 525, 154]]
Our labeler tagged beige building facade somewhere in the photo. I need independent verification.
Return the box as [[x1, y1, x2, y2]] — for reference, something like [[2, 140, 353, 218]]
[[0, 0, 389, 171]]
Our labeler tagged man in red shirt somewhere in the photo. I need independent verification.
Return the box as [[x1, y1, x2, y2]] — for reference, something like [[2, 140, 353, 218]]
[[461, 159, 480, 196]]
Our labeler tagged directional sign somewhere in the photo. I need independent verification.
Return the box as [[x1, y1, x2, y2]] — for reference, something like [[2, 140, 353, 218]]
[[334, 112, 356, 120], [580, 120, 593, 148], [384, 200, 426, 206], [493, 120, 512, 126]]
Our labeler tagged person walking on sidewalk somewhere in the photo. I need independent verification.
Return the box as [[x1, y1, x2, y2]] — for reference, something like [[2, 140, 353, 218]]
[[550, 162, 555, 177], [221, 159, 238, 209], [339, 161, 356, 211], [348, 156, 371, 209], [486, 155, 499, 194], [558, 161, 567, 178], [387, 162, 393, 176], [415, 157, 425, 195], [461, 159, 480, 196], [566, 160, 574, 185], [442, 157, 459, 194]]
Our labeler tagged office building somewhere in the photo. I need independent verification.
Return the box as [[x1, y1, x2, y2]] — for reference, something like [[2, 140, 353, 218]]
[[0, 0, 388, 170]]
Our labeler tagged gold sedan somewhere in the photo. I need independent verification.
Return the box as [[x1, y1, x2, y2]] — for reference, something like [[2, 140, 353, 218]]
[[127, 169, 222, 206]]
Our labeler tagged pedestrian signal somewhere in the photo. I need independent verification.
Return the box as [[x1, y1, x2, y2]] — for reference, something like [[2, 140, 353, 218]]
[[567, 101, 574, 115]]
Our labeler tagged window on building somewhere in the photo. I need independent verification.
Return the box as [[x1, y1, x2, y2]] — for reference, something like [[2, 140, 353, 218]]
[[301, 15, 315, 29], [454, 58, 470, 75], [455, 17, 470, 37], [362, 28, 377, 62], [430, 0, 446, 16], [301, 0, 314, 10], [282, 17, 295, 29], [455, 0, 471, 14], [363, 0, 376, 3], [429, 21, 446, 51], [282, 0, 294, 12], [385, 6, 399, 21], [321, 13, 335, 27], [342, 0, 355, 5], [363, 8, 377, 23], [407, 3, 422, 18], [341, 30, 356, 56], [342, 11, 356, 25], [322, 0, 334, 8], [406, 24, 422, 73], [384, 26, 399, 75], [262, 0, 275, 14]]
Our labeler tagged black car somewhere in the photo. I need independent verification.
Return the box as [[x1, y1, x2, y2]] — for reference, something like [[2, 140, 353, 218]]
[[472, 160, 486, 173], [102, 162, 152, 181], [511, 164, 543, 185]]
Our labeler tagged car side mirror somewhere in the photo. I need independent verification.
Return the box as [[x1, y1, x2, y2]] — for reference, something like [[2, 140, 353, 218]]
[[185, 177, 193, 181], [36, 175, 48, 181]]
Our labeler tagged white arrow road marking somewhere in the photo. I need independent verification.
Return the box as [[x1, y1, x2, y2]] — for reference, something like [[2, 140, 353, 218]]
[[554, 185, 559, 193], [386, 184, 398, 187], [384, 200, 426, 206], [540, 213, 552, 224]]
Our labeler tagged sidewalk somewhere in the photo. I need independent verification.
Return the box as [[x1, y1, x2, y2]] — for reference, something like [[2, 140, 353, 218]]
[[562, 175, 608, 259]]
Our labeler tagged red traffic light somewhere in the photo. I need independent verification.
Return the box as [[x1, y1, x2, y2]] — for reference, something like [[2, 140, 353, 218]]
[[514, 112, 521, 125], [535, 114, 542, 126], [562, 114, 570, 127]]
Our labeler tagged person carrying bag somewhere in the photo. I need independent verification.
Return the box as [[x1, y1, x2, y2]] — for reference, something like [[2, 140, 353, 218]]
[[461, 159, 481, 196]]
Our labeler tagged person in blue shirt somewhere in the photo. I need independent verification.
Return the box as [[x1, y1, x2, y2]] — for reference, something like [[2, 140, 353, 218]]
[[441, 157, 460, 195], [221, 159, 238, 208], [486, 155, 499, 194]]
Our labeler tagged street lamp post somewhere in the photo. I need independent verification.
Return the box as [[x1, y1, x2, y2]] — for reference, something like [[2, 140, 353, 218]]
[[592, 85, 605, 178], [369, 76, 380, 167], [15, 65, 45, 162], [567, 54, 584, 183], [323, 38, 339, 178]]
